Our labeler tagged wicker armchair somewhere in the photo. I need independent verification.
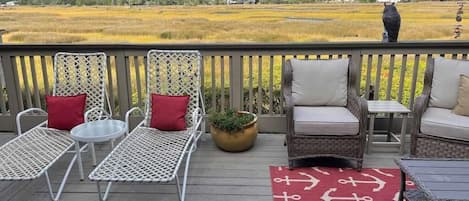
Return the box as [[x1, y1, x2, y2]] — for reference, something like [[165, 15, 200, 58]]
[[283, 58, 368, 170], [411, 57, 469, 158]]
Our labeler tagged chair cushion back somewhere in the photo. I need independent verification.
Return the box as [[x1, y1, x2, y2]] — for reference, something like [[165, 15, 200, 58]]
[[291, 58, 349, 106], [430, 57, 469, 109]]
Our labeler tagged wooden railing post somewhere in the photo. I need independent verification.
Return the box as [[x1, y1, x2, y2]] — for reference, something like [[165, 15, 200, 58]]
[[1, 53, 21, 131], [351, 50, 363, 95], [114, 51, 131, 118], [230, 52, 243, 110], [0, 29, 5, 88]]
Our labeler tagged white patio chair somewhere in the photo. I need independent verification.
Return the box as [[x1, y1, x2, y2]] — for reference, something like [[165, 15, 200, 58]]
[[0, 52, 110, 201], [89, 50, 205, 201]]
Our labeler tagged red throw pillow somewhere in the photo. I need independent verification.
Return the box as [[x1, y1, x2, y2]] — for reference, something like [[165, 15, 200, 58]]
[[150, 94, 190, 131], [46, 94, 87, 130]]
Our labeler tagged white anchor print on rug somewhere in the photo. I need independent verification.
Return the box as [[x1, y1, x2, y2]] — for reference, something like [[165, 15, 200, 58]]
[[270, 166, 414, 201]]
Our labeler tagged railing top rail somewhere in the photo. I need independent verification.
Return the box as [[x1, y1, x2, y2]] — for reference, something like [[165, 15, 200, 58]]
[[1, 41, 469, 52]]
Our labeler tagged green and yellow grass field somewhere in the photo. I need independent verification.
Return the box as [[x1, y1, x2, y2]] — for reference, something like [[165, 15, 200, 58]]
[[1, 2, 465, 112], [0, 2, 466, 43]]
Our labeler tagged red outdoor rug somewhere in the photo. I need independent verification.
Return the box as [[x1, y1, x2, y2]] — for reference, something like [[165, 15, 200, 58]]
[[270, 166, 414, 201]]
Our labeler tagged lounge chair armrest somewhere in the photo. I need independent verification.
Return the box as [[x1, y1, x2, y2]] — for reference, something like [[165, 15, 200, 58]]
[[85, 107, 111, 122], [16, 108, 48, 135], [125, 107, 144, 134], [283, 87, 294, 137], [191, 107, 204, 140]]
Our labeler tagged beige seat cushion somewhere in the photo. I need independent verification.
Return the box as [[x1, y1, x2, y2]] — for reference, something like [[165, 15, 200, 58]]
[[291, 58, 349, 106], [453, 75, 469, 116], [294, 106, 359, 136], [421, 107, 469, 141], [429, 57, 469, 109]]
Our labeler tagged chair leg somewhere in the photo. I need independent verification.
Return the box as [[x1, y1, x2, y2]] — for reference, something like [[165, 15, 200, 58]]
[[96, 181, 112, 201], [44, 152, 78, 201], [288, 160, 295, 170], [175, 174, 182, 201], [356, 160, 363, 172], [178, 143, 195, 201]]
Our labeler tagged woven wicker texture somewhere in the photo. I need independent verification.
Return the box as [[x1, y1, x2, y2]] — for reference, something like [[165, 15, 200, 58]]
[[411, 58, 469, 158], [89, 127, 191, 182], [54, 52, 107, 121], [144, 50, 201, 127], [0, 128, 73, 180], [283, 59, 367, 170]]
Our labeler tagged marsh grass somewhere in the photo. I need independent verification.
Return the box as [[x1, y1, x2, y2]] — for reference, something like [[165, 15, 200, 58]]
[[1, 3, 466, 43], [2, 3, 463, 112]]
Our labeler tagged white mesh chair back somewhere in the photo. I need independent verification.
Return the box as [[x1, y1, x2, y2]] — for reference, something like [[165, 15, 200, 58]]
[[145, 50, 201, 127], [53, 52, 107, 121]]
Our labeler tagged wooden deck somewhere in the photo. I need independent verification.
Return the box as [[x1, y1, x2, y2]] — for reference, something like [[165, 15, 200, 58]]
[[0, 133, 401, 201]]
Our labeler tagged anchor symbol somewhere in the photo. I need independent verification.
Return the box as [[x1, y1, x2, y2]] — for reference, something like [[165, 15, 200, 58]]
[[338, 173, 386, 192], [392, 192, 399, 201], [273, 172, 320, 190], [273, 191, 301, 201], [313, 167, 330, 175], [321, 188, 373, 201], [372, 168, 394, 177]]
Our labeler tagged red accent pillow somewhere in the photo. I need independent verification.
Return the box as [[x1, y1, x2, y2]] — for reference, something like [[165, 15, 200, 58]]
[[150, 94, 190, 131], [46, 94, 87, 131]]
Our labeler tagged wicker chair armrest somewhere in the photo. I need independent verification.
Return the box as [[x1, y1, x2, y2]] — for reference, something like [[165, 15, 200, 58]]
[[413, 94, 429, 133], [283, 87, 294, 136], [347, 93, 368, 136]]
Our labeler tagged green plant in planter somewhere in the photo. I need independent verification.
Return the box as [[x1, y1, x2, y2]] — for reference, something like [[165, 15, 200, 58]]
[[208, 109, 255, 133]]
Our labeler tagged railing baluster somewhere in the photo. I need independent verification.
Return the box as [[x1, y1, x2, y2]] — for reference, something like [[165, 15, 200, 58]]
[[463, 54, 468, 60], [248, 56, 253, 113], [386, 54, 395, 100], [211, 56, 216, 111], [106, 56, 115, 114], [374, 55, 383, 100], [364, 55, 373, 100], [200, 56, 205, 107], [280, 55, 285, 114], [409, 54, 420, 108], [397, 54, 407, 103], [257, 56, 262, 114], [0, 60, 5, 113], [133, 56, 143, 108], [29, 56, 41, 108], [269, 55, 274, 115], [20, 56, 32, 109], [40, 56, 50, 96], [220, 56, 225, 112]]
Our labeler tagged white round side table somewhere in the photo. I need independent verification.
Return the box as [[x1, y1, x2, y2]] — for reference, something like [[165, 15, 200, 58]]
[[71, 119, 127, 180]]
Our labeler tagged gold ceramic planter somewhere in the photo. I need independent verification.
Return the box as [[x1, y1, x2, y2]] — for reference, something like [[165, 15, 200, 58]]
[[210, 111, 258, 152]]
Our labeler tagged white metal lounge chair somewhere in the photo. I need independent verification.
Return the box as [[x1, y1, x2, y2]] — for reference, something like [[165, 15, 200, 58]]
[[0, 52, 110, 201], [89, 50, 205, 201]]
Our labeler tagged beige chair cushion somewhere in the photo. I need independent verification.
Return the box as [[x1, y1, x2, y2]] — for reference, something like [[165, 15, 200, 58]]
[[453, 75, 469, 116], [421, 107, 469, 141], [429, 57, 469, 109], [291, 58, 349, 106], [294, 106, 358, 136]]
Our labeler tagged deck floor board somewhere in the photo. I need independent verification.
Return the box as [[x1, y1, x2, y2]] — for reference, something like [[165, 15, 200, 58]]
[[0, 133, 400, 201]]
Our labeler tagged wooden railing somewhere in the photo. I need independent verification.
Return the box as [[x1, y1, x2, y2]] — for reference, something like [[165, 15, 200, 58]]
[[1, 41, 469, 132]]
